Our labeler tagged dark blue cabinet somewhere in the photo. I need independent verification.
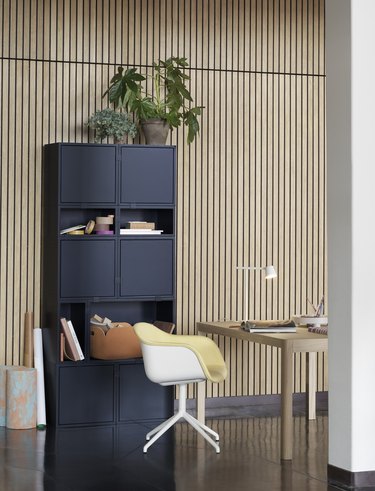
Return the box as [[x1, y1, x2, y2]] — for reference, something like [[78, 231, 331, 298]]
[[120, 146, 175, 205], [60, 240, 116, 298], [60, 144, 116, 204], [119, 363, 172, 422], [120, 239, 174, 297], [59, 365, 115, 425], [42, 143, 175, 427]]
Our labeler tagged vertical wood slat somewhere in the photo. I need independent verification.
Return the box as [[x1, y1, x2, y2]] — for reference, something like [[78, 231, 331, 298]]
[[0, 0, 327, 395]]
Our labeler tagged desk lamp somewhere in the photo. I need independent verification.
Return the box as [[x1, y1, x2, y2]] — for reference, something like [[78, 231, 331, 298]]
[[236, 265, 277, 321]]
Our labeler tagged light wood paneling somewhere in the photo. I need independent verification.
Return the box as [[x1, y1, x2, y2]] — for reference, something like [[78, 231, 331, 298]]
[[0, 0, 326, 396]]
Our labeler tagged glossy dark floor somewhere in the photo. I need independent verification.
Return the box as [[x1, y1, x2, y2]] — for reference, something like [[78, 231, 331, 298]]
[[0, 400, 341, 491]]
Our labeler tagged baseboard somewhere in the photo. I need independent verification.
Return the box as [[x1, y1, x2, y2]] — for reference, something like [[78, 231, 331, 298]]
[[176, 391, 328, 417], [328, 464, 375, 490]]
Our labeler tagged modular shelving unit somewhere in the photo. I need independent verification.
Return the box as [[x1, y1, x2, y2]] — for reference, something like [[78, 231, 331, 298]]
[[42, 143, 175, 427]]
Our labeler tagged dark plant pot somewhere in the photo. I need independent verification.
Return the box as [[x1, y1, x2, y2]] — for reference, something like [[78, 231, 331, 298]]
[[141, 119, 170, 145]]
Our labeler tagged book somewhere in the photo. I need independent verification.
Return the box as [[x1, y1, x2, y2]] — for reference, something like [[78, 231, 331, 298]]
[[120, 229, 163, 235], [125, 221, 155, 230], [153, 320, 176, 334], [67, 320, 85, 360], [60, 318, 84, 361], [60, 224, 86, 235], [241, 320, 296, 333], [60, 333, 65, 362]]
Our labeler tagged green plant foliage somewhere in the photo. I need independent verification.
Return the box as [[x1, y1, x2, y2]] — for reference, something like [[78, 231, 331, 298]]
[[86, 108, 137, 143], [104, 57, 203, 144]]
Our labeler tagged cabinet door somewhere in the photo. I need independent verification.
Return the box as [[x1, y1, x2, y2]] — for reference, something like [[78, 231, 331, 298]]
[[60, 240, 115, 298], [120, 146, 175, 205], [60, 144, 116, 204], [59, 365, 115, 425], [118, 363, 173, 422], [120, 239, 174, 297]]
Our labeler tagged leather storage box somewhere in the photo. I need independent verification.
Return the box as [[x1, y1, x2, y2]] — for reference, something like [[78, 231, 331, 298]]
[[90, 322, 142, 360]]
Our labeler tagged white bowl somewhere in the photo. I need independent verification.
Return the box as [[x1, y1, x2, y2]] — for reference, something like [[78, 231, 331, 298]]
[[292, 315, 328, 327]]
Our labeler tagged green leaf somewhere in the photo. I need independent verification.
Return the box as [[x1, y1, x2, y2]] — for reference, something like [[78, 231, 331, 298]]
[[190, 106, 204, 115], [176, 84, 193, 101]]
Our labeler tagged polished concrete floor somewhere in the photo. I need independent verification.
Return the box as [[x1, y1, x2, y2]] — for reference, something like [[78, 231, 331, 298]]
[[0, 400, 341, 491]]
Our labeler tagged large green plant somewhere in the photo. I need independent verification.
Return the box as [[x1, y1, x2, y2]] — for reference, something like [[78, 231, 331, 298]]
[[103, 57, 203, 144]]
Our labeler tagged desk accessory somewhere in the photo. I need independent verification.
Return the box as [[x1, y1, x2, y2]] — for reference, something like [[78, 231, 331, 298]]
[[241, 320, 296, 333], [293, 315, 328, 327], [293, 296, 327, 327]]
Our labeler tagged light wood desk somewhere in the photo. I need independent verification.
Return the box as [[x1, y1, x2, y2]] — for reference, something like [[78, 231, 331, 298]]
[[196, 321, 328, 461]]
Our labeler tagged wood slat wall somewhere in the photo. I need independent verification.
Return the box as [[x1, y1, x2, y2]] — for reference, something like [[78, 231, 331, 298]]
[[0, 0, 327, 397]]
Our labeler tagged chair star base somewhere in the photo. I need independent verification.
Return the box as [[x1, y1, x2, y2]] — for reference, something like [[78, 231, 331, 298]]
[[143, 383, 220, 454]]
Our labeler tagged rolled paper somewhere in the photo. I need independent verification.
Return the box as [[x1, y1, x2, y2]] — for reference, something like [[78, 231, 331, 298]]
[[6, 367, 37, 429], [33, 328, 47, 427], [24, 312, 34, 368], [85, 219, 95, 234], [0, 366, 7, 426]]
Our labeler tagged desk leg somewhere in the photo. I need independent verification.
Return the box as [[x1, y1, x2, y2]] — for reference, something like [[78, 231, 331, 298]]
[[197, 381, 206, 424], [281, 344, 293, 461], [306, 352, 317, 420]]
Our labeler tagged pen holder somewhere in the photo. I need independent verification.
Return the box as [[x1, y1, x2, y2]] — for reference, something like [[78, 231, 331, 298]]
[[292, 315, 328, 327]]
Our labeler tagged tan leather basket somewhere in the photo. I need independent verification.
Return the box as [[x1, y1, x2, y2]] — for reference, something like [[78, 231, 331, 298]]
[[90, 322, 142, 360]]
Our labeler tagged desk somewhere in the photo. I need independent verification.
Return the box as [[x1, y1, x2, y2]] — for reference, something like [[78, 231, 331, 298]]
[[196, 321, 328, 460]]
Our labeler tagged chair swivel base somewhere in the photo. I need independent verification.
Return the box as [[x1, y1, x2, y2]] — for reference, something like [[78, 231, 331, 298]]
[[143, 383, 220, 454]]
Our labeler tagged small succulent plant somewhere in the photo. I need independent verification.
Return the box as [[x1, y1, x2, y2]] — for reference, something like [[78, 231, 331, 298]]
[[86, 108, 137, 143]]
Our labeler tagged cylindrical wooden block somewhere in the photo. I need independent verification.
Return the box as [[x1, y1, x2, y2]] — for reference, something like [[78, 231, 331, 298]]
[[95, 216, 113, 225], [94, 223, 110, 231], [24, 312, 34, 368], [0, 366, 7, 426], [6, 367, 37, 429]]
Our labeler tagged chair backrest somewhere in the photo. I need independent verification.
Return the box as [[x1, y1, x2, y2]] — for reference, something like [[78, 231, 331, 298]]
[[133, 322, 227, 386], [134, 323, 206, 385]]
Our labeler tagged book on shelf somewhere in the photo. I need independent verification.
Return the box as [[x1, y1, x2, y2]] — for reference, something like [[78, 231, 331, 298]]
[[120, 229, 163, 235], [241, 320, 296, 333], [60, 333, 65, 362], [124, 221, 155, 230], [60, 317, 85, 361], [60, 224, 86, 235]]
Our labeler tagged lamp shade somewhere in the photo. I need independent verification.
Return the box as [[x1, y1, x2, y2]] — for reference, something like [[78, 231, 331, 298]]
[[264, 265, 277, 279]]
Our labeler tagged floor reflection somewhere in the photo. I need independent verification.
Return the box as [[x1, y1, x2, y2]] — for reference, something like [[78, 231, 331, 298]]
[[0, 407, 338, 491]]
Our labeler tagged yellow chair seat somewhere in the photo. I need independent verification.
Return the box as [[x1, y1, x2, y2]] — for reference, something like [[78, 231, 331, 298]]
[[133, 322, 227, 383]]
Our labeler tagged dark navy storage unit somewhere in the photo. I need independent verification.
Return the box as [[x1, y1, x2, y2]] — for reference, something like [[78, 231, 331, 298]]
[[42, 143, 175, 427]]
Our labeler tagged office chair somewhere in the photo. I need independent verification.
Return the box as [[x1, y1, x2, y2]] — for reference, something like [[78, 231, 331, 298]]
[[133, 322, 227, 453]]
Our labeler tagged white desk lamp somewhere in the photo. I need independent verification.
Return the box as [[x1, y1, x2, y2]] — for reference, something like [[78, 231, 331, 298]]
[[236, 265, 277, 321]]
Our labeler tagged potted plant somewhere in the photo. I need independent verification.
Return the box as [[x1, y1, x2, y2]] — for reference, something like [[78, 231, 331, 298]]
[[103, 57, 203, 145], [86, 108, 137, 143]]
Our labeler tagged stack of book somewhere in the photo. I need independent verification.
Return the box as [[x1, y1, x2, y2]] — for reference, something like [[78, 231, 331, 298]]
[[241, 320, 296, 333], [308, 325, 328, 335], [120, 221, 163, 235]]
